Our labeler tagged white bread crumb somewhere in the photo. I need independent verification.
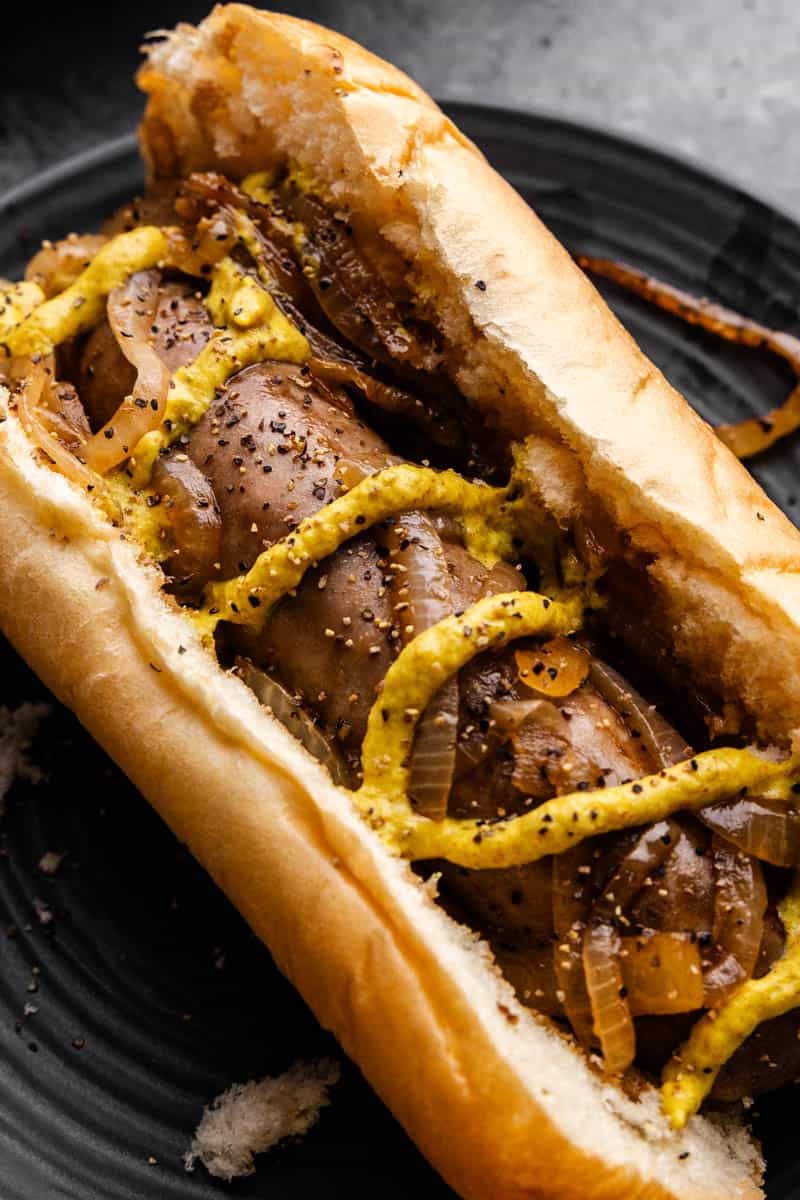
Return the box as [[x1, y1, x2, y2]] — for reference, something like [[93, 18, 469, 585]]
[[0, 703, 49, 812], [185, 1058, 340, 1180], [37, 850, 64, 875]]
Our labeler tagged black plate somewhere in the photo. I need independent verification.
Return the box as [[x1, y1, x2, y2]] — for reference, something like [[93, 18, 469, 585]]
[[0, 104, 799, 1199]]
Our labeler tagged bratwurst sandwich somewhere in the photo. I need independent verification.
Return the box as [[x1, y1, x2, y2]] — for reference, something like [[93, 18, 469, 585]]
[[1, 7, 799, 1197]]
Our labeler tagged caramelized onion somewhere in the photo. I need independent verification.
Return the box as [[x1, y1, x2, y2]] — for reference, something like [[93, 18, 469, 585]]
[[755, 907, 786, 978], [11, 357, 97, 491], [703, 837, 767, 1008], [81, 271, 170, 474], [583, 921, 636, 1074], [581, 822, 682, 1071], [629, 819, 714, 936], [588, 659, 691, 769], [490, 697, 565, 799], [578, 254, 800, 460], [308, 354, 471, 453], [287, 189, 442, 373], [698, 793, 800, 867], [620, 932, 703, 1016], [151, 456, 222, 591], [25, 234, 107, 298], [163, 214, 236, 276], [310, 355, 425, 418], [552, 845, 595, 1048], [40, 380, 91, 449], [592, 820, 679, 920], [236, 659, 346, 785], [515, 637, 589, 699], [180, 174, 329, 322], [406, 680, 459, 821]]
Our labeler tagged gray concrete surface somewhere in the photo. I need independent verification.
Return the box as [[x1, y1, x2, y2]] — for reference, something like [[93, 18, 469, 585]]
[[3, 0, 800, 216]]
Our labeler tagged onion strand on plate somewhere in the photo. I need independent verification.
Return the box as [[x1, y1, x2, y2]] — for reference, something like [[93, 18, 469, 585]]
[[577, 254, 800, 459]]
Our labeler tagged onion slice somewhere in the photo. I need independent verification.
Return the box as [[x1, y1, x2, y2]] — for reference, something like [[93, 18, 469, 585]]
[[10, 356, 97, 492], [703, 836, 767, 1008], [82, 270, 170, 474], [592, 820, 679, 920], [515, 638, 589, 699], [581, 821, 680, 1072], [387, 512, 458, 820], [490, 697, 566, 799], [583, 921, 636, 1075], [698, 793, 800, 867], [552, 844, 595, 1048], [577, 254, 800, 460], [620, 931, 704, 1016], [25, 234, 108, 298], [288, 189, 442, 373], [588, 659, 691, 769], [236, 659, 346, 786]]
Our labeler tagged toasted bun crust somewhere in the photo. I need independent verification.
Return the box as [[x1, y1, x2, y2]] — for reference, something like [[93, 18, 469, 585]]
[[1, 5, 795, 1197]]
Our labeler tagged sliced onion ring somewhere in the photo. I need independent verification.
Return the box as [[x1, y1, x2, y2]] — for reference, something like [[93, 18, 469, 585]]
[[583, 921, 636, 1075], [588, 659, 691, 769], [490, 697, 565, 798], [580, 822, 681, 1071], [81, 270, 170, 474], [577, 255, 800, 460], [25, 234, 107, 298], [698, 793, 800, 867], [703, 836, 767, 1008], [552, 844, 595, 1049], [592, 820, 679, 921], [387, 512, 458, 820], [10, 356, 97, 492], [236, 659, 346, 786]]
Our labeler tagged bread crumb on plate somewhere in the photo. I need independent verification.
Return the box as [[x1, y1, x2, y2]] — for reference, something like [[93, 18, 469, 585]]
[[37, 850, 65, 875], [184, 1058, 340, 1180], [0, 703, 49, 812]]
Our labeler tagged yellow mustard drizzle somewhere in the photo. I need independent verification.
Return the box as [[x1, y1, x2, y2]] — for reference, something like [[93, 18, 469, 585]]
[[241, 172, 277, 204], [198, 464, 515, 632], [0, 281, 45, 338], [662, 874, 800, 1129], [104, 474, 173, 561], [2, 228, 169, 357], [353, 604, 797, 864]]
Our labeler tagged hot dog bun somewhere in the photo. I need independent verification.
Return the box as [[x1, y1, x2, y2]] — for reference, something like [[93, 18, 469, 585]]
[[0, 5, 792, 1197]]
